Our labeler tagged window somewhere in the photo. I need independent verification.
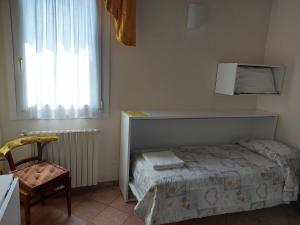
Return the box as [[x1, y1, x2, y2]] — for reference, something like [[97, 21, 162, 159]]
[[9, 0, 106, 119]]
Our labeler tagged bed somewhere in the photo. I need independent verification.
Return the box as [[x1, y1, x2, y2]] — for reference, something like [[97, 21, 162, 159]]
[[119, 110, 299, 224], [130, 140, 300, 225]]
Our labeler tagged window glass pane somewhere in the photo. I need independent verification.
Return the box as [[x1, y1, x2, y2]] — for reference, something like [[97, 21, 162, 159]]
[[10, 0, 101, 119]]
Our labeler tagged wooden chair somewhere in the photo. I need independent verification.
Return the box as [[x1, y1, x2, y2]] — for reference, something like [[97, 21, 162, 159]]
[[0, 136, 71, 225]]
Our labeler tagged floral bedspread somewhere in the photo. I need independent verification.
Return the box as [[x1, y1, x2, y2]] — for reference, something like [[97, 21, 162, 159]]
[[131, 144, 299, 225]]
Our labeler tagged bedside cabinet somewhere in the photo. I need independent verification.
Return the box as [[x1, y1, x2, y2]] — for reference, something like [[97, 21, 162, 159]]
[[0, 175, 21, 225]]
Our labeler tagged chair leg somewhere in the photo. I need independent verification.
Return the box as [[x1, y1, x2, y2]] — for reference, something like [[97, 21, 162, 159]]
[[66, 176, 71, 216], [24, 194, 31, 225]]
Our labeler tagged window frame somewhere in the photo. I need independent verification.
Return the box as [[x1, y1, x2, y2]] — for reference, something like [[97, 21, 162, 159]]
[[3, 0, 110, 120]]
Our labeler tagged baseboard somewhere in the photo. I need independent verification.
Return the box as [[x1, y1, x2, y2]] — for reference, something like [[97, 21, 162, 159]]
[[71, 180, 119, 194]]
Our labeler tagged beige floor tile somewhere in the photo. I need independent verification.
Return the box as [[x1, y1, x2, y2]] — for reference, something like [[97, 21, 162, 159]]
[[168, 214, 227, 225], [47, 193, 85, 212], [167, 219, 206, 225], [54, 214, 86, 225], [123, 214, 144, 225], [286, 205, 300, 225], [157, 215, 227, 225], [72, 199, 107, 222], [90, 186, 121, 204], [92, 206, 129, 225], [287, 214, 300, 225], [86, 222, 97, 225], [30, 205, 64, 225], [227, 211, 260, 225], [110, 196, 136, 214], [171, 221, 200, 225], [256, 206, 289, 225], [199, 214, 227, 225], [20, 186, 300, 225]]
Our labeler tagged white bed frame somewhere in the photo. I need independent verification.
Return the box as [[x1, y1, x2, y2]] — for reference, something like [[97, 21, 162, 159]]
[[119, 110, 278, 201]]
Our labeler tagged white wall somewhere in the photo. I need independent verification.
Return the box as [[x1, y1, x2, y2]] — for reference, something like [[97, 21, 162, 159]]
[[0, 0, 272, 181], [257, 0, 300, 149]]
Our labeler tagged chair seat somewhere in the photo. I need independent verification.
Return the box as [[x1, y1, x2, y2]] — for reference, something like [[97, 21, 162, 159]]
[[12, 161, 69, 193]]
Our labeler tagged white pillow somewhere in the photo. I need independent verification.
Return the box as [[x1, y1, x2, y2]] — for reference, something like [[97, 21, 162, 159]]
[[235, 67, 276, 94], [238, 139, 300, 160]]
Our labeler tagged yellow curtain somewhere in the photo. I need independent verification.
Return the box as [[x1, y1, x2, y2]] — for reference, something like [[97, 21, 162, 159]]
[[104, 0, 136, 46]]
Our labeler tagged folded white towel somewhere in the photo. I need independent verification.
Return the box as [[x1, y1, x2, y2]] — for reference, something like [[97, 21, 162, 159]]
[[142, 151, 184, 170]]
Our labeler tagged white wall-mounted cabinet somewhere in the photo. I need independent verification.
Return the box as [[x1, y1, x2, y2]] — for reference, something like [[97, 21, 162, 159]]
[[215, 63, 285, 96]]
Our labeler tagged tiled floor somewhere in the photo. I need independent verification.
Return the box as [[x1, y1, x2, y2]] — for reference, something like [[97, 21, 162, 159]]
[[21, 185, 300, 225]]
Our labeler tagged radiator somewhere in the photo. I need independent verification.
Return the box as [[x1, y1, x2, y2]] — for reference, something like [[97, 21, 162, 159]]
[[28, 129, 100, 188]]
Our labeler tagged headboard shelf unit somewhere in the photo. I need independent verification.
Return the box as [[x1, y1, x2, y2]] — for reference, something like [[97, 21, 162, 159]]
[[215, 63, 285, 96], [119, 110, 278, 201]]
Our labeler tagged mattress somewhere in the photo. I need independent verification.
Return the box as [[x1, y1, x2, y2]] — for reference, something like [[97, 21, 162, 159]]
[[131, 144, 297, 225]]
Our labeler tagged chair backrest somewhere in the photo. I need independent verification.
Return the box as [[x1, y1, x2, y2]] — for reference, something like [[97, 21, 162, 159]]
[[0, 136, 58, 171]]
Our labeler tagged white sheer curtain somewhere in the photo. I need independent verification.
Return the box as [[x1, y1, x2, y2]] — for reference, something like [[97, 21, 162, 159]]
[[13, 0, 101, 119]]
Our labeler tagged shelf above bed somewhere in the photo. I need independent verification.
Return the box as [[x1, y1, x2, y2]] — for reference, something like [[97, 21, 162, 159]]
[[215, 63, 285, 96]]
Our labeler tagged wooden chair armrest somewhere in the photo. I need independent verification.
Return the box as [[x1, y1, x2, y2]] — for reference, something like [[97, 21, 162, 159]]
[[0, 135, 58, 157]]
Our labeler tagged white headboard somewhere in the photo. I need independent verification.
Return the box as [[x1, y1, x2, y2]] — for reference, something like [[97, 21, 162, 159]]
[[131, 116, 277, 149], [120, 110, 278, 201]]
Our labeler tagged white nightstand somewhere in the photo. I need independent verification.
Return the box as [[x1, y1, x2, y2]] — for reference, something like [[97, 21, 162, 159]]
[[0, 175, 21, 225]]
